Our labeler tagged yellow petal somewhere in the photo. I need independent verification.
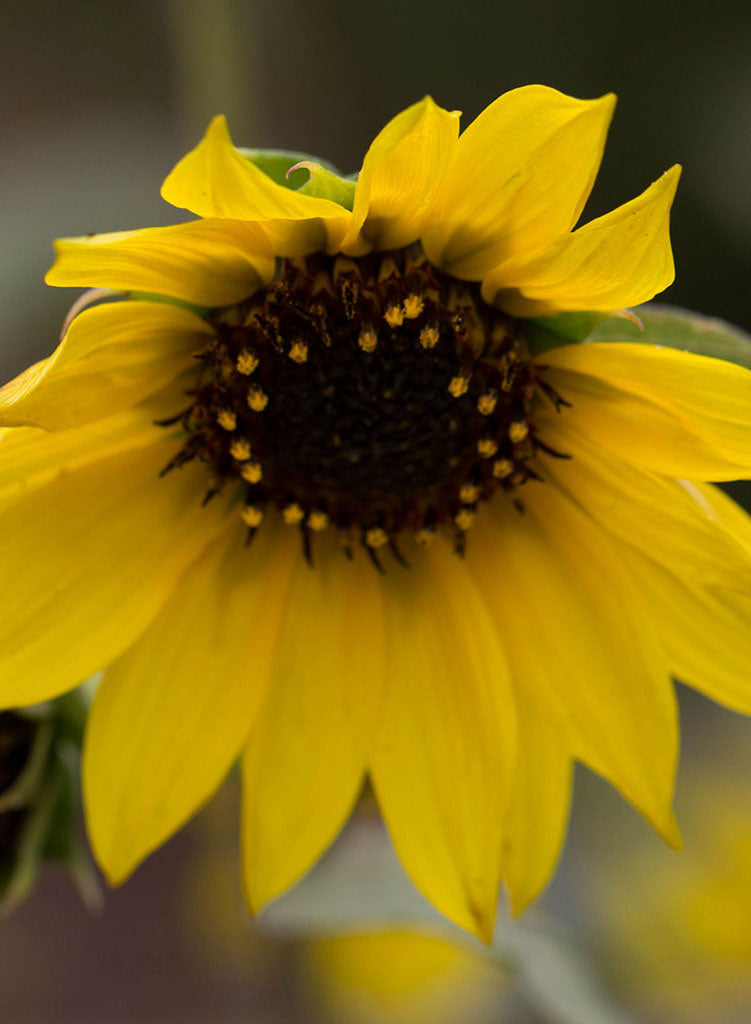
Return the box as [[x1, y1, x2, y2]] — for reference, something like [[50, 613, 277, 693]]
[[241, 544, 383, 911], [161, 115, 352, 253], [689, 479, 751, 559], [485, 166, 680, 315], [340, 96, 460, 255], [422, 86, 616, 279], [0, 401, 161, 511], [469, 484, 679, 842], [84, 520, 298, 884], [622, 544, 751, 714], [542, 352, 751, 480], [46, 219, 275, 307], [539, 420, 751, 591], [546, 340, 751, 437], [502, 700, 573, 916], [0, 424, 229, 707], [0, 301, 208, 430], [369, 539, 516, 941]]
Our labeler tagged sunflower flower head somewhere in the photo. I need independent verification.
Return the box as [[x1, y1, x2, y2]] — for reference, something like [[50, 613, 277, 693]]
[[2, 85, 750, 942]]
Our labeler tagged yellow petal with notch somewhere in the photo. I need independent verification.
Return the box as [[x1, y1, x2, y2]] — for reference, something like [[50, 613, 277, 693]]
[[622, 543, 751, 715]]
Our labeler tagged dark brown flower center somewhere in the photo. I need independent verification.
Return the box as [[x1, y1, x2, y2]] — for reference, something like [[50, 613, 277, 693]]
[[161, 245, 566, 569]]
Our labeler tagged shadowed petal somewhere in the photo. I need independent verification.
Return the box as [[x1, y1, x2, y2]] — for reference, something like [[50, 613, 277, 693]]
[[341, 96, 460, 255], [422, 86, 615, 279]]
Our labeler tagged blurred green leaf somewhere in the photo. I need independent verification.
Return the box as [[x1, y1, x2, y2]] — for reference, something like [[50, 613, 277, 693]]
[[0, 695, 99, 918]]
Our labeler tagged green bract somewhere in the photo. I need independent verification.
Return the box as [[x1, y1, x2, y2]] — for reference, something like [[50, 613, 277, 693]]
[[239, 147, 356, 208]]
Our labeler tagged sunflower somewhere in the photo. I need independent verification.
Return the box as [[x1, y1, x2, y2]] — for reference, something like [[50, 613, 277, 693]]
[[2, 85, 750, 941]]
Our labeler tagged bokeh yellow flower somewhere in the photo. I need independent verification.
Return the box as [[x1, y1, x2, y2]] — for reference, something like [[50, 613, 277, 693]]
[[303, 928, 504, 1024], [1, 85, 749, 939], [589, 716, 751, 1022]]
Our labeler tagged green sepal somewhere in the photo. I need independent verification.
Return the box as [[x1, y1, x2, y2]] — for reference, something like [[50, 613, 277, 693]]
[[526, 304, 751, 368], [238, 148, 356, 210], [236, 147, 340, 187], [525, 311, 610, 355], [0, 688, 99, 917], [296, 162, 357, 210], [587, 303, 751, 368]]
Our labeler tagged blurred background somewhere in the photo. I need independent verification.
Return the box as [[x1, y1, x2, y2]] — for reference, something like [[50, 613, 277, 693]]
[[1, 1, 750, 1021]]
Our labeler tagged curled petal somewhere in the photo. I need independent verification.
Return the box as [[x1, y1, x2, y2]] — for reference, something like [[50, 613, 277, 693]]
[[484, 166, 681, 315]]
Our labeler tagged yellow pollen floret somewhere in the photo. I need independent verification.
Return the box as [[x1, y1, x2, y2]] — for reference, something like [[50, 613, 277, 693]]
[[236, 349, 259, 375], [477, 392, 497, 415], [419, 324, 440, 349], [282, 503, 305, 526], [229, 438, 251, 461], [247, 386, 268, 412], [358, 326, 378, 353], [509, 420, 530, 443], [217, 409, 237, 431], [403, 293, 425, 319], [240, 461, 263, 484], [459, 483, 480, 504], [365, 527, 389, 548], [492, 458, 514, 479], [477, 438, 498, 458], [415, 527, 436, 546], [288, 340, 308, 364], [308, 510, 329, 531], [241, 505, 263, 528], [454, 508, 476, 531], [448, 376, 470, 398], [384, 304, 405, 328]]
